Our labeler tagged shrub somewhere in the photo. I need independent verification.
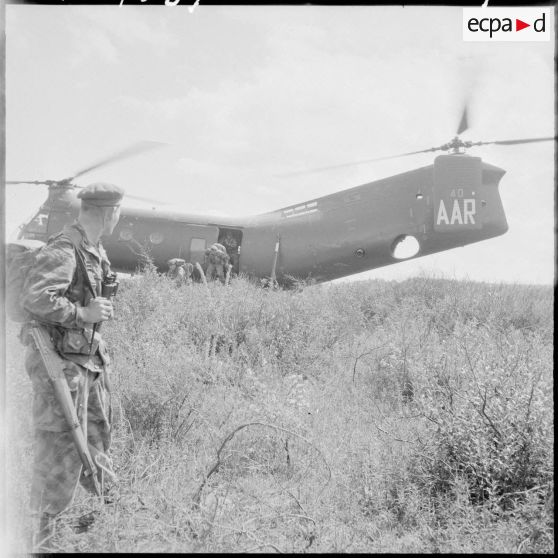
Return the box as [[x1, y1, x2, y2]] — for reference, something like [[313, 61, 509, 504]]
[[410, 323, 553, 507]]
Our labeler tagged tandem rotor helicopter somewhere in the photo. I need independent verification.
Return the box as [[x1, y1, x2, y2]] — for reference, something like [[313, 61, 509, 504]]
[[7, 107, 555, 286]]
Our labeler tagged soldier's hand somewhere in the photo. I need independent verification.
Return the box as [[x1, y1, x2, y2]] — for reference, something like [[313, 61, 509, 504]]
[[81, 297, 114, 323]]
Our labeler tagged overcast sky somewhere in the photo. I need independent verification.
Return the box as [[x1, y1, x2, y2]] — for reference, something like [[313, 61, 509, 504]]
[[4, 5, 555, 284]]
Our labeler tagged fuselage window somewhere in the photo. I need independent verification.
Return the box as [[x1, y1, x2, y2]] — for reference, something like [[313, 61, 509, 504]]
[[149, 231, 164, 245], [391, 234, 420, 260], [119, 228, 133, 241], [190, 238, 206, 252]]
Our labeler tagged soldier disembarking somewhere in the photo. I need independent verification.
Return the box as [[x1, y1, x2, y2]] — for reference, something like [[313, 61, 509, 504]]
[[167, 258, 186, 285], [221, 232, 240, 273], [204, 243, 230, 283], [167, 258, 194, 286]]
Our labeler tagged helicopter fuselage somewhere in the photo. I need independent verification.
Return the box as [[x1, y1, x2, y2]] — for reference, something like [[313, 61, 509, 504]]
[[17, 154, 508, 284]]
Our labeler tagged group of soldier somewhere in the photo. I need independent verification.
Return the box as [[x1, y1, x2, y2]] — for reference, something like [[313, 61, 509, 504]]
[[18, 182, 248, 552], [166, 240, 235, 285], [16, 184, 239, 550]]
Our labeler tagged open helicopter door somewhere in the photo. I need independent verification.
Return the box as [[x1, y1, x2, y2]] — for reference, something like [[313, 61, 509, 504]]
[[433, 155, 483, 231], [218, 228, 243, 274]]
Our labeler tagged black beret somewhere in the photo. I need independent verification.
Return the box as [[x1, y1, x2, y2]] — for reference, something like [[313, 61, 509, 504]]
[[78, 182, 125, 207]]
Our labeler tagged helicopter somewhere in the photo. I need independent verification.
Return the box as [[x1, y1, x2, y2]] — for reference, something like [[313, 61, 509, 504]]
[[7, 110, 555, 286]]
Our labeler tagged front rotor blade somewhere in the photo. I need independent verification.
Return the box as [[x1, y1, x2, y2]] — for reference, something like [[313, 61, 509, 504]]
[[277, 146, 443, 177], [473, 136, 556, 147], [73, 183, 166, 206], [70, 141, 167, 180], [6, 180, 52, 185]]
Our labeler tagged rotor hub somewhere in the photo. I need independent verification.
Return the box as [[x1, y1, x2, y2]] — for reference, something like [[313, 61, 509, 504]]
[[440, 136, 474, 154]]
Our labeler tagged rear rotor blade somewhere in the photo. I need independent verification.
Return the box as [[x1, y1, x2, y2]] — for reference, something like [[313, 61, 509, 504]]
[[69, 141, 167, 181], [456, 105, 469, 135], [125, 194, 169, 205], [472, 136, 556, 147], [277, 146, 443, 177]]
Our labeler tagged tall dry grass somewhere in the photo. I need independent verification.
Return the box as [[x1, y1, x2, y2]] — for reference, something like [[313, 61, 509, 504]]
[[5, 272, 554, 553]]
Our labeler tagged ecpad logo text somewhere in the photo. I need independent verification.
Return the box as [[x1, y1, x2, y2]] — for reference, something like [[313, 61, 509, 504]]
[[463, 8, 551, 41]]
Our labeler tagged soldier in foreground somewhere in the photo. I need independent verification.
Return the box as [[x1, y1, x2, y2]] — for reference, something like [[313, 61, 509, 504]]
[[20, 183, 124, 551]]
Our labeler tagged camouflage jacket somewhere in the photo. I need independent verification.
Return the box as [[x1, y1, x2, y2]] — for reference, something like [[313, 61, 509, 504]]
[[167, 266, 186, 282], [21, 222, 112, 371], [205, 246, 230, 265], [222, 236, 238, 250]]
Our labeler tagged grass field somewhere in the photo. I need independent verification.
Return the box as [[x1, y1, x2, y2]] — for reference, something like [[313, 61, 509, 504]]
[[4, 272, 554, 553]]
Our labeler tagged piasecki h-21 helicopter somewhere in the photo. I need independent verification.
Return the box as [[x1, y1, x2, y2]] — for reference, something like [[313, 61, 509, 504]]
[[7, 109, 555, 286]]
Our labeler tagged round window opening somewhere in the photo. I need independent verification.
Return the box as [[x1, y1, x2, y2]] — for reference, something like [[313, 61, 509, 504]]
[[119, 228, 133, 241], [354, 248, 365, 258], [391, 235, 420, 260], [149, 231, 164, 245]]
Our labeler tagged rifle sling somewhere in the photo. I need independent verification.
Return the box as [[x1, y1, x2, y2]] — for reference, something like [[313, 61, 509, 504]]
[[63, 232, 102, 357], [72, 243, 97, 302]]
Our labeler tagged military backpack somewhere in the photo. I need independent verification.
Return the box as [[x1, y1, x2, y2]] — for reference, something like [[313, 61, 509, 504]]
[[6, 239, 47, 322], [6, 228, 89, 323]]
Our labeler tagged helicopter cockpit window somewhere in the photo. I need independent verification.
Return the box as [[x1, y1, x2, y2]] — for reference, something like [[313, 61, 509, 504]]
[[24, 211, 49, 235], [391, 234, 420, 260], [149, 231, 164, 245]]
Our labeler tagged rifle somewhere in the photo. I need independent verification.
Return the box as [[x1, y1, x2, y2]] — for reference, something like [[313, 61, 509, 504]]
[[30, 323, 107, 499]]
